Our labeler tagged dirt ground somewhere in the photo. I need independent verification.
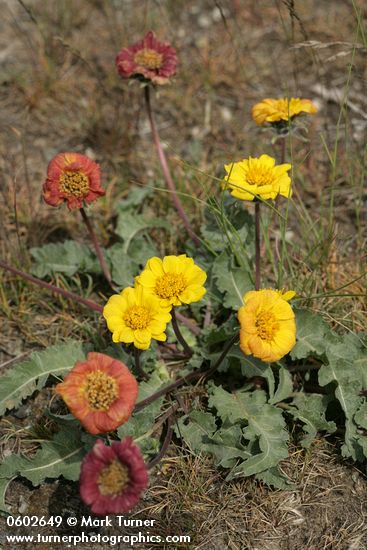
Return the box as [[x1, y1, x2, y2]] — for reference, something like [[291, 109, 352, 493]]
[[0, 0, 366, 548]]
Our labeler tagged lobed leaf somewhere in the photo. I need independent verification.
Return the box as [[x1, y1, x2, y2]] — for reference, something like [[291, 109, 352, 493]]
[[289, 393, 336, 447], [176, 411, 217, 451], [0, 341, 86, 416], [212, 252, 252, 309], [30, 240, 100, 278], [208, 385, 289, 476], [290, 309, 334, 360]]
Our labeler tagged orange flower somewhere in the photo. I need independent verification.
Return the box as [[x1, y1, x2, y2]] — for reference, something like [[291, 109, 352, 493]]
[[43, 152, 105, 210], [55, 352, 138, 435]]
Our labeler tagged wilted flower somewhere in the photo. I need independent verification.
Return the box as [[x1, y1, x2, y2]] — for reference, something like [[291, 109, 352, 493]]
[[252, 97, 317, 127], [103, 285, 171, 350], [80, 437, 149, 516], [238, 289, 296, 362], [223, 154, 292, 201], [136, 255, 207, 308], [116, 31, 177, 85], [55, 352, 138, 435], [43, 152, 105, 210]]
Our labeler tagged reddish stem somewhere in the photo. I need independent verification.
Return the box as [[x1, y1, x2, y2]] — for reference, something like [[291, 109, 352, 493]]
[[0, 260, 103, 314], [144, 86, 200, 247], [80, 207, 113, 288]]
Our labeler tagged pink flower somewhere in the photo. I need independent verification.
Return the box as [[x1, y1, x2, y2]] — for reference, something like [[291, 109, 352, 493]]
[[43, 152, 105, 210], [80, 438, 149, 515], [116, 31, 177, 85]]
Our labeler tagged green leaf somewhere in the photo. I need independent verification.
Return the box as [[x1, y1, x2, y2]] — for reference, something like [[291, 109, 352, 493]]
[[176, 411, 217, 451], [269, 366, 293, 404], [107, 238, 159, 288], [256, 467, 295, 490], [319, 357, 364, 461], [115, 212, 171, 254], [212, 252, 252, 309], [289, 393, 336, 447], [0, 427, 85, 486], [0, 341, 86, 416], [354, 402, 367, 430], [209, 385, 289, 476], [208, 384, 266, 424], [204, 424, 251, 470], [30, 240, 99, 278], [0, 477, 14, 514], [115, 186, 152, 211], [229, 350, 275, 400], [290, 309, 333, 360]]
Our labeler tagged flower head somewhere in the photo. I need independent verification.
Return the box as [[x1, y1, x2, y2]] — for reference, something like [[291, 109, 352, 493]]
[[223, 154, 292, 201], [238, 289, 296, 362], [80, 437, 149, 516], [103, 285, 171, 350], [43, 152, 105, 210], [136, 255, 207, 308], [55, 352, 138, 435], [116, 31, 177, 85], [252, 97, 317, 127]]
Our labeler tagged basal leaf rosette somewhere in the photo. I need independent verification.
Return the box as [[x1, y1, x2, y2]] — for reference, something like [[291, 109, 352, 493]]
[[80, 437, 149, 515], [136, 254, 207, 307], [116, 31, 177, 85], [238, 289, 296, 362], [103, 285, 172, 350], [223, 154, 292, 201], [252, 97, 317, 126], [55, 352, 138, 435], [43, 152, 105, 210]]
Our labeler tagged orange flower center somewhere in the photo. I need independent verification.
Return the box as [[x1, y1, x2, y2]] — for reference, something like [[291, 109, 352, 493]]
[[155, 273, 187, 299], [134, 48, 163, 69], [59, 171, 90, 198], [85, 370, 118, 411], [98, 460, 129, 496], [255, 310, 278, 341], [246, 166, 275, 187], [124, 306, 151, 330]]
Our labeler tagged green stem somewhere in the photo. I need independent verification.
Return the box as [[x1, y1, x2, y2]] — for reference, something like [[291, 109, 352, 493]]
[[255, 202, 261, 290]]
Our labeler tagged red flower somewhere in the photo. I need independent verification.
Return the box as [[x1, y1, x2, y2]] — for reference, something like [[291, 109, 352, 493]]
[[55, 352, 138, 435], [80, 438, 149, 515], [43, 152, 105, 210], [116, 31, 177, 85]]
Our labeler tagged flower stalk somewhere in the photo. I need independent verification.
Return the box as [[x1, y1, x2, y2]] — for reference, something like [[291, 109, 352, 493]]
[[255, 202, 261, 290], [133, 347, 149, 381], [144, 86, 200, 247], [80, 207, 113, 288], [171, 308, 193, 357]]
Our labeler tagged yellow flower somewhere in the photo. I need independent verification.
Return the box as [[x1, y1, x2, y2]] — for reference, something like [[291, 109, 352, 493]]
[[223, 154, 292, 201], [238, 289, 296, 362], [252, 97, 317, 126], [103, 286, 171, 350], [136, 255, 207, 307]]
